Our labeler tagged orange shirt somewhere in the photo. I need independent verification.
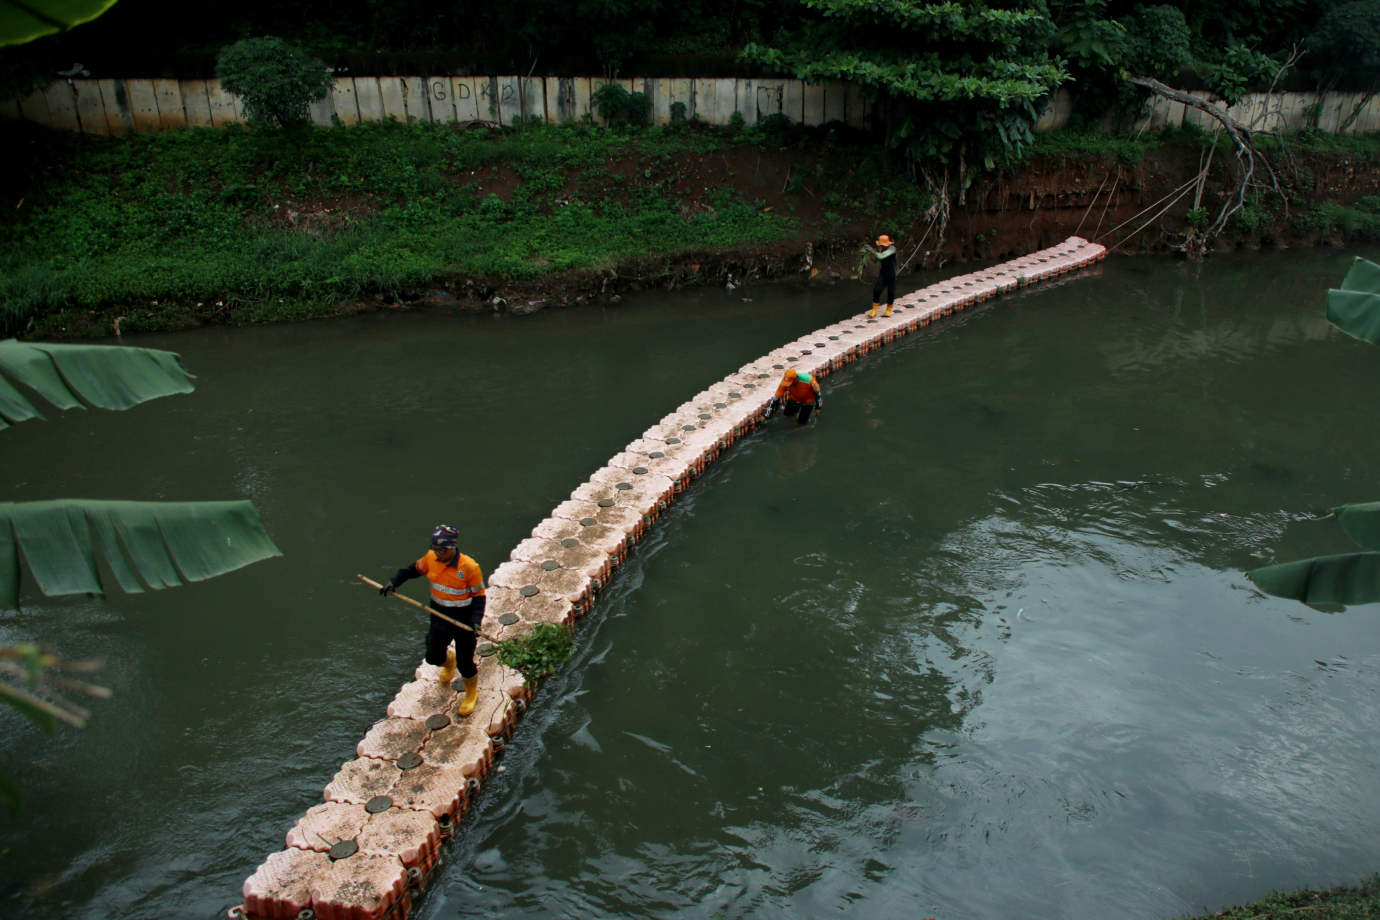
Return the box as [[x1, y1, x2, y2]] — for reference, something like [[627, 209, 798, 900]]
[[415, 550, 486, 608], [774, 374, 820, 403]]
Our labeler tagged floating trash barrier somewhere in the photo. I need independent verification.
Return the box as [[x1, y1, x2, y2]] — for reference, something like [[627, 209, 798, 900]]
[[232, 237, 1104, 920]]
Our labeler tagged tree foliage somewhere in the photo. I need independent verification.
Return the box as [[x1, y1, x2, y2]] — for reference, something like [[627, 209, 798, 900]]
[[741, 0, 1070, 167], [1308, 0, 1380, 90], [216, 36, 333, 131]]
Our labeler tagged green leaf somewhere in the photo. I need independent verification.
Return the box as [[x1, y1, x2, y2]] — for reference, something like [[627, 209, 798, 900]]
[[1249, 552, 1380, 607], [0, 500, 281, 608], [0, 0, 121, 48], [0, 339, 194, 426], [1335, 501, 1380, 551], [1326, 257, 1380, 345]]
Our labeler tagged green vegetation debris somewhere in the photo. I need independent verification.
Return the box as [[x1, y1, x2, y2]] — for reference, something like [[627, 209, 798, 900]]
[[494, 623, 576, 684]]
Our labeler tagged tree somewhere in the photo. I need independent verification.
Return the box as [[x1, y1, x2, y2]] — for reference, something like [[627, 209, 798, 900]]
[[0, 338, 281, 814], [1249, 257, 1380, 608], [1307, 0, 1380, 131], [740, 0, 1070, 171], [216, 36, 333, 134]]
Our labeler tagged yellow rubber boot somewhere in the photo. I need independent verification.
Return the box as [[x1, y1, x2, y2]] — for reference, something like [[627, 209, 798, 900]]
[[457, 676, 479, 716], [436, 646, 457, 686], [867, 303, 879, 318], [883, 304, 892, 317]]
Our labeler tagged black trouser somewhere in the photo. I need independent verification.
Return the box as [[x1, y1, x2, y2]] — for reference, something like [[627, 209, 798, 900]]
[[872, 274, 897, 305], [426, 608, 480, 679], [783, 399, 815, 425]]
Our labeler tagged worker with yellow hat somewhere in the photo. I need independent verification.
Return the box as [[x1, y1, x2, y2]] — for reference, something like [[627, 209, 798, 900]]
[[865, 234, 898, 317], [769, 368, 822, 425]]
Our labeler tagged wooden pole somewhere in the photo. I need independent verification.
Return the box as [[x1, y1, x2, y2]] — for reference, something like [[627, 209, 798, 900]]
[[356, 574, 484, 637]]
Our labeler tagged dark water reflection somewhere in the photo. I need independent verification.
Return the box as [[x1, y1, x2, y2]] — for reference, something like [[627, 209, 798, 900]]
[[3, 249, 1380, 919]]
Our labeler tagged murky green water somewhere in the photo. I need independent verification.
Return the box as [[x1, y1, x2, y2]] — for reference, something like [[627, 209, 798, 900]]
[[4, 250, 1380, 920]]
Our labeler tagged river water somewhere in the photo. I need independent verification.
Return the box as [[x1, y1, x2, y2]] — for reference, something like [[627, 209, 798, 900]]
[[3, 250, 1380, 920]]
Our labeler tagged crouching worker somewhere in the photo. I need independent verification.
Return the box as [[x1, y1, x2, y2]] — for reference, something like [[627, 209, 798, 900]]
[[769, 368, 822, 425], [381, 525, 486, 716]]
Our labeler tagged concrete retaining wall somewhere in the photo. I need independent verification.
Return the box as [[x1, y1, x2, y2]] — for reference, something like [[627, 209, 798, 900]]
[[6, 77, 1376, 136], [0, 76, 877, 133]]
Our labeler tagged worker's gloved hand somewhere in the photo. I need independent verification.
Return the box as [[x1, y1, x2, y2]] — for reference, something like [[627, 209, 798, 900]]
[[379, 581, 395, 596], [767, 397, 781, 415]]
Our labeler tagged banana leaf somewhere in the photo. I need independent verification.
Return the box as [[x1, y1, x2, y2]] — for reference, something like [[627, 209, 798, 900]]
[[1248, 552, 1380, 607], [0, 0, 120, 47], [1327, 257, 1380, 345], [1334, 501, 1380, 551], [0, 500, 281, 609], [0, 339, 194, 430]]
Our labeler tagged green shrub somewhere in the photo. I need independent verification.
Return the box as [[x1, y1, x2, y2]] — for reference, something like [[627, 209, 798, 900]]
[[1296, 202, 1380, 239], [626, 91, 652, 126], [216, 37, 333, 131], [593, 82, 630, 123]]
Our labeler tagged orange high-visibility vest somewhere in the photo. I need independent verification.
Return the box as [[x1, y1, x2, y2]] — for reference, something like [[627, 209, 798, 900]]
[[775, 374, 820, 403], [415, 550, 486, 608]]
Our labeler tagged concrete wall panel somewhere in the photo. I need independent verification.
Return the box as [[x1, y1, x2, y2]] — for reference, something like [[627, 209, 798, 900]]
[[18, 87, 50, 127], [307, 91, 334, 127], [153, 78, 185, 129], [803, 82, 824, 126], [73, 79, 108, 133], [754, 78, 785, 123], [782, 79, 804, 125], [823, 83, 845, 125], [1360, 95, 1380, 134], [496, 76, 521, 125], [378, 76, 407, 121], [98, 78, 132, 133], [181, 79, 213, 127], [452, 77, 484, 122], [544, 76, 563, 122], [43, 82, 81, 131], [331, 77, 359, 125], [845, 83, 866, 129], [690, 78, 712, 122], [355, 77, 384, 123], [426, 76, 455, 123], [570, 77, 591, 121], [735, 79, 756, 124], [521, 77, 544, 123], [401, 77, 429, 123], [652, 77, 671, 124], [126, 79, 162, 131], [666, 77, 691, 123]]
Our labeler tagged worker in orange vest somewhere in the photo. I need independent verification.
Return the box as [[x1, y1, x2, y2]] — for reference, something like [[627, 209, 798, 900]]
[[381, 525, 486, 716], [769, 368, 822, 425]]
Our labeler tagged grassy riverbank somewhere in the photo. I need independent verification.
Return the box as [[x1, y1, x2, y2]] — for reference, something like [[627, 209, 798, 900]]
[[5, 117, 1380, 338], [1177, 876, 1380, 920], [0, 118, 926, 337]]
